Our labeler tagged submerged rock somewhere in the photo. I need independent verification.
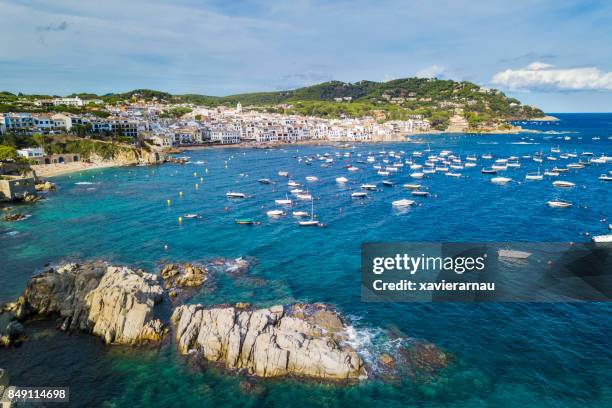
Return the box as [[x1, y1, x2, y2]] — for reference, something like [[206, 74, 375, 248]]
[[171, 303, 366, 380], [14, 262, 166, 345], [0, 321, 25, 347], [160, 263, 209, 288], [3, 213, 27, 222]]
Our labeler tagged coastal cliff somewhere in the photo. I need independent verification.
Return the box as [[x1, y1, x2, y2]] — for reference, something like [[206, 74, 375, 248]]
[[172, 303, 366, 380]]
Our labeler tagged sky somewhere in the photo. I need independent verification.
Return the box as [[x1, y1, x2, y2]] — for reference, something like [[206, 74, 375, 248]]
[[1, 0, 611, 112]]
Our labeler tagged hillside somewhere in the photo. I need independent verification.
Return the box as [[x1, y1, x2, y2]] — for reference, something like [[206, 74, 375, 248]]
[[1, 78, 544, 130]]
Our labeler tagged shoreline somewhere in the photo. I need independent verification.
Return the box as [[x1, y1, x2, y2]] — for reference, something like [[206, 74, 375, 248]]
[[31, 161, 122, 178]]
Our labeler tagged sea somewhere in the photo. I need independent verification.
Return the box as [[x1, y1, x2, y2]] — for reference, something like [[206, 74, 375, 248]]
[[0, 113, 610, 407]]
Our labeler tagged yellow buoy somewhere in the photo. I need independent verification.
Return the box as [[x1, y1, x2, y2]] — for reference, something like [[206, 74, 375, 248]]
[[178, 216, 183, 224], [200, 177, 204, 182], [195, 184, 199, 189], [205, 168, 208, 174], [167, 199, 171, 206], [193, 172, 197, 177], [179, 191, 183, 197]]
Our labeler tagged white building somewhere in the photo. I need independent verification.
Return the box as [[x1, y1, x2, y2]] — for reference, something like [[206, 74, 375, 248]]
[[16, 147, 45, 158], [210, 128, 240, 144], [52, 96, 84, 107]]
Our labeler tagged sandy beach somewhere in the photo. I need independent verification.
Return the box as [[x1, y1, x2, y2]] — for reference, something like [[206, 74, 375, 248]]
[[32, 161, 121, 178]]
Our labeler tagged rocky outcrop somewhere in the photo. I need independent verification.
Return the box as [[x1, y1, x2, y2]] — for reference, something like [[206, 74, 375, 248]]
[[34, 181, 55, 191], [0, 321, 25, 347], [13, 262, 166, 345], [171, 303, 366, 380], [160, 263, 209, 288]]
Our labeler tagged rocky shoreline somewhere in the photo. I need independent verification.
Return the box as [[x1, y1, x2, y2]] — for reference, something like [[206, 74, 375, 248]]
[[0, 260, 451, 383]]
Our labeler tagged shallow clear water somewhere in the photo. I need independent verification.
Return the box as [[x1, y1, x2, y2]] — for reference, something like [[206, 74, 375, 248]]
[[1, 113, 611, 407]]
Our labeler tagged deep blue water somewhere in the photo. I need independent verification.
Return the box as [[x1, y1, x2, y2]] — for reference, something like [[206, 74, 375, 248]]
[[0, 113, 611, 407]]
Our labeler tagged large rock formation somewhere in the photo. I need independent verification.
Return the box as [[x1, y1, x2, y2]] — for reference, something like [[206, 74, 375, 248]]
[[171, 303, 366, 380], [12, 262, 166, 345]]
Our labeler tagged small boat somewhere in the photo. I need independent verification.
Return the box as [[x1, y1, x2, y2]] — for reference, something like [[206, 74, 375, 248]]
[[278, 171, 289, 177], [351, 192, 367, 198], [498, 249, 532, 259], [491, 164, 507, 171], [336, 176, 348, 183], [481, 168, 497, 174], [296, 193, 313, 200], [361, 184, 377, 191], [592, 234, 612, 243], [392, 199, 415, 208], [482, 153, 493, 160], [347, 166, 359, 172], [552, 167, 568, 173], [552, 181, 575, 188], [377, 171, 390, 176], [410, 172, 424, 179], [184, 214, 199, 219], [491, 177, 512, 184], [382, 180, 394, 187], [258, 178, 272, 184], [548, 200, 572, 208], [267, 210, 285, 217], [287, 180, 300, 187], [275, 195, 292, 205], [543, 171, 559, 177], [525, 170, 543, 181], [445, 172, 461, 177], [226, 192, 246, 198], [299, 199, 320, 226], [235, 218, 255, 225], [599, 174, 612, 181], [292, 211, 309, 217], [290, 188, 304, 195], [566, 163, 584, 169], [411, 190, 429, 197], [464, 162, 477, 168], [410, 164, 423, 170], [422, 168, 435, 174], [403, 183, 421, 190], [306, 176, 318, 182]]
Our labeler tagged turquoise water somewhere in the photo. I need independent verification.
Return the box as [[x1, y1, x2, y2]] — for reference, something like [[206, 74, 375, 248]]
[[1, 113, 611, 407]]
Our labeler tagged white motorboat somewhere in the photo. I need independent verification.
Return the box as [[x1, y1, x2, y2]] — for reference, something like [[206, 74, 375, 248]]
[[464, 162, 477, 168], [278, 171, 289, 177], [491, 177, 512, 184], [287, 180, 301, 187], [411, 190, 429, 197], [403, 183, 421, 190], [305, 176, 318, 182], [392, 199, 415, 208], [226, 192, 246, 198], [547, 200, 572, 208], [275, 195, 292, 205], [184, 214, 199, 219], [267, 210, 285, 217], [296, 193, 313, 200], [336, 176, 348, 183], [410, 172, 424, 179], [592, 234, 612, 243], [410, 164, 422, 170], [347, 166, 359, 172], [445, 172, 462, 177], [552, 180, 575, 188], [292, 211, 309, 217], [599, 174, 612, 181], [377, 171, 390, 176], [567, 163, 584, 169], [351, 192, 367, 198], [258, 178, 272, 184], [361, 184, 377, 191]]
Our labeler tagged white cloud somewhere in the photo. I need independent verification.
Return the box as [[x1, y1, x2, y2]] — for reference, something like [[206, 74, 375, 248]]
[[415, 65, 446, 78], [492, 62, 612, 91]]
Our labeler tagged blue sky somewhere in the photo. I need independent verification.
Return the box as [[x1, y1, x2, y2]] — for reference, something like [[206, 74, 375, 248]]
[[1, 0, 611, 112]]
